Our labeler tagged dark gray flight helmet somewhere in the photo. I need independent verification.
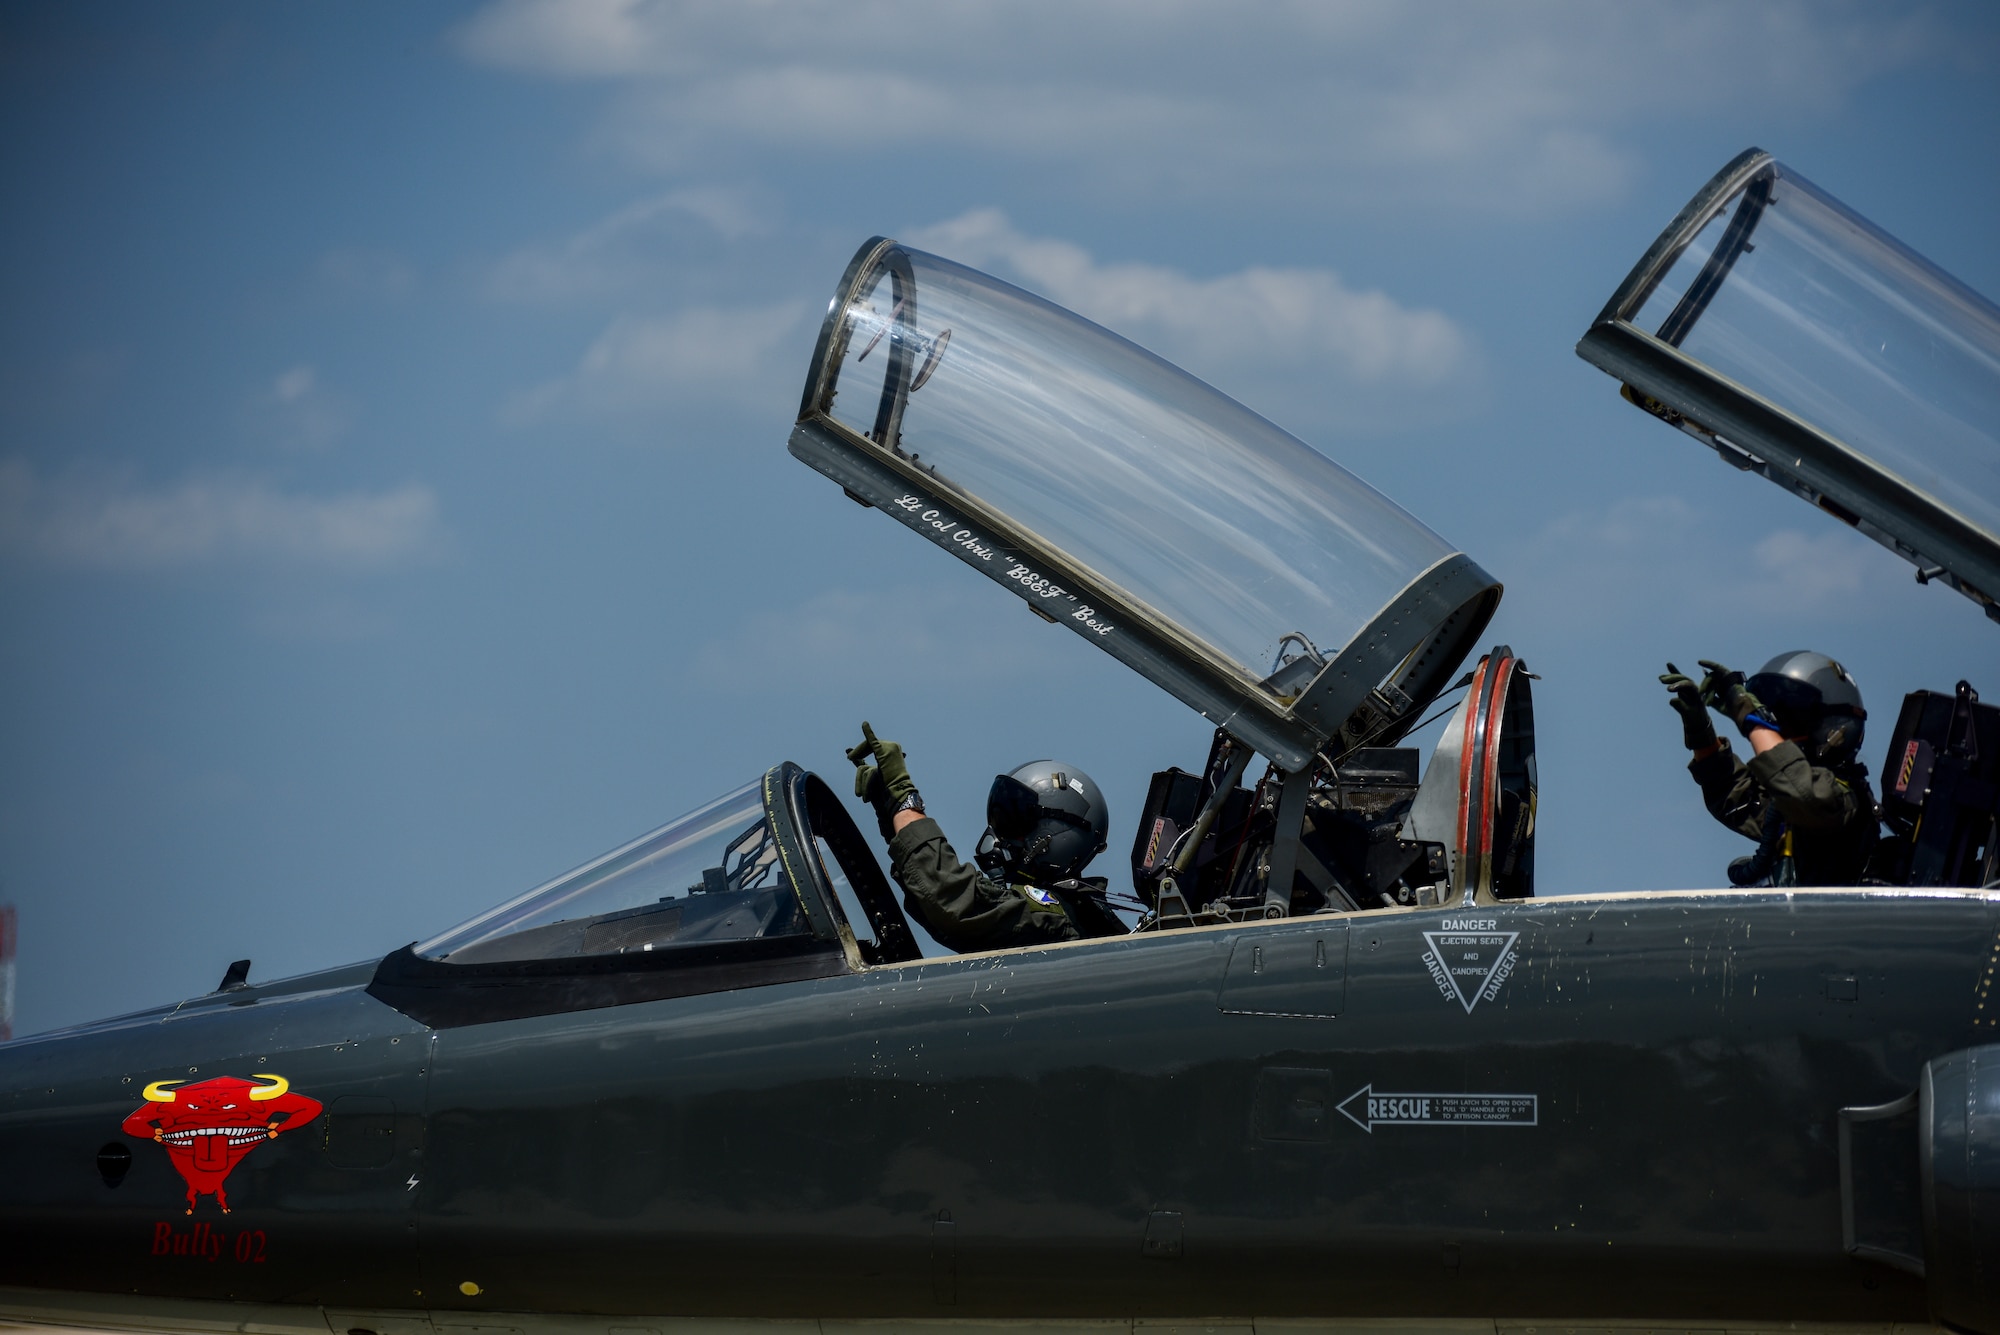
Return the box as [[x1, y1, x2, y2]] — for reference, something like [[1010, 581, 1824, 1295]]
[[1747, 650, 1866, 765], [984, 760, 1110, 883]]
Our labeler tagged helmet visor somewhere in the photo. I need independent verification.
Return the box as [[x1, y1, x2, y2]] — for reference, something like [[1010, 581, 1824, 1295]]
[[1748, 672, 1824, 730], [987, 774, 1042, 840]]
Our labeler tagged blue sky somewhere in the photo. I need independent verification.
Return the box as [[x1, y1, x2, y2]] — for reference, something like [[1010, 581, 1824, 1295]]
[[3, 1, 1997, 1034]]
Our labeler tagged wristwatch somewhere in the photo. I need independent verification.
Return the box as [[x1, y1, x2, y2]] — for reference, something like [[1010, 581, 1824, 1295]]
[[891, 791, 926, 817]]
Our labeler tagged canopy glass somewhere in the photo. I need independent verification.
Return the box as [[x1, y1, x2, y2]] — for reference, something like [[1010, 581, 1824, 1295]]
[[817, 247, 1454, 684], [415, 782, 811, 965], [1632, 162, 2000, 542], [1579, 150, 2000, 621], [794, 240, 1496, 766]]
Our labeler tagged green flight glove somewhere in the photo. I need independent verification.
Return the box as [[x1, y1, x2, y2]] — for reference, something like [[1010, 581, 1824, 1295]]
[[1697, 659, 1773, 737], [846, 722, 920, 835], [1660, 663, 1717, 751]]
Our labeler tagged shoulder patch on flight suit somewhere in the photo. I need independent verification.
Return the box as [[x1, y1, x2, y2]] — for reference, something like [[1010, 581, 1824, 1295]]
[[1018, 884, 1061, 908]]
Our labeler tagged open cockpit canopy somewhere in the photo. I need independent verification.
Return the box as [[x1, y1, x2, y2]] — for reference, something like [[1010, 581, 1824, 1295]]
[[1578, 148, 2000, 623], [790, 239, 1499, 772]]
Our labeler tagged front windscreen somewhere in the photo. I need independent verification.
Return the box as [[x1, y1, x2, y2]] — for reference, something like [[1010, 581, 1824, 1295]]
[[415, 783, 811, 965], [1631, 161, 2000, 542], [817, 246, 1458, 688]]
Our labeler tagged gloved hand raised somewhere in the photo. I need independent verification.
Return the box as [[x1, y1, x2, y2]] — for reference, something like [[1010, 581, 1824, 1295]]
[[1697, 659, 1774, 737], [846, 722, 921, 836], [1660, 663, 1717, 751]]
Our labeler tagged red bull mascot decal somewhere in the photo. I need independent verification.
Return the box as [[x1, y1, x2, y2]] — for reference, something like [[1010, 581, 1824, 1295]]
[[122, 1075, 323, 1214]]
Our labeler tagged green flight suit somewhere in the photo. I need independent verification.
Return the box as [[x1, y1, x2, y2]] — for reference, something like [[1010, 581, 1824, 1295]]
[[887, 815, 1116, 953], [1688, 737, 1878, 886]]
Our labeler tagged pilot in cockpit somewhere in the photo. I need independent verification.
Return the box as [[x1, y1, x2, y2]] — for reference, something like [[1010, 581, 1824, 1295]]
[[1660, 652, 1879, 886], [846, 723, 1128, 952]]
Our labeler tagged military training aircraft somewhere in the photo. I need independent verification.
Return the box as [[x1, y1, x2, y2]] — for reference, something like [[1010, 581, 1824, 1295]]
[[1, 147, 1995, 1335]]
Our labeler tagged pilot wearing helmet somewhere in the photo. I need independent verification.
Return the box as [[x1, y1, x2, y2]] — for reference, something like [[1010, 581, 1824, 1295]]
[[846, 723, 1126, 952], [1659, 651, 1879, 886]]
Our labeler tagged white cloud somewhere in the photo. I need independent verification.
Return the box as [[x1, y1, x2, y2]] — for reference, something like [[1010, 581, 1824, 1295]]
[[909, 208, 1469, 387], [315, 248, 417, 301], [242, 363, 349, 452], [1527, 494, 1702, 557], [0, 459, 443, 572], [253, 593, 396, 643], [456, 0, 666, 78], [505, 301, 811, 423], [1504, 493, 1906, 630], [690, 585, 1035, 689], [486, 187, 771, 303], [453, 0, 1937, 213], [1746, 527, 1884, 606], [497, 209, 1473, 433], [273, 366, 315, 402]]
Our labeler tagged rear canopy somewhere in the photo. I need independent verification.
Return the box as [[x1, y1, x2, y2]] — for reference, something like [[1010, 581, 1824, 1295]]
[[1578, 148, 2000, 624]]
